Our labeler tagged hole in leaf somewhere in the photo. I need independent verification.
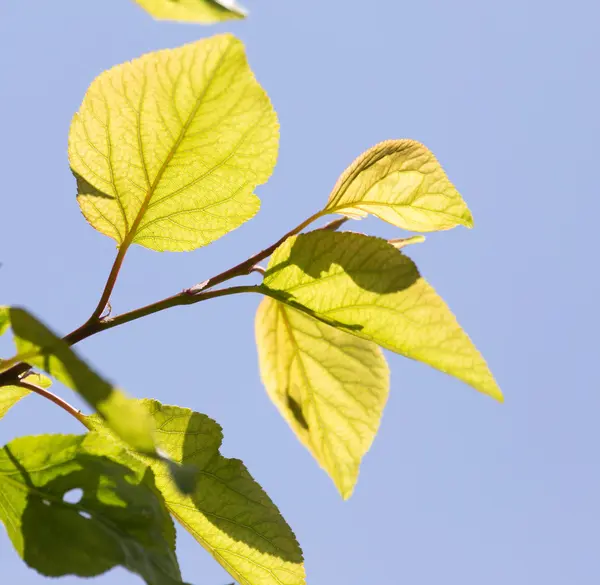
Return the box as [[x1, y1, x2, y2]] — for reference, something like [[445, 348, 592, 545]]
[[78, 511, 92, 520], [63, 488, 83, 504]]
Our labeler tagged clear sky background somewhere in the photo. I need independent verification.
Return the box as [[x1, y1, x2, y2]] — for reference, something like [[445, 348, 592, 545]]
[[1, 1, 599, 583]]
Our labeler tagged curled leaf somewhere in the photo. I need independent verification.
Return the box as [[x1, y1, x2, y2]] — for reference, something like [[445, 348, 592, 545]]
[[324, 140, 473, 232]]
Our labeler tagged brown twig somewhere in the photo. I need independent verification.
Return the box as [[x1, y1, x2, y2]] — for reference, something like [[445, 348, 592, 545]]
[[18, 380, 87, 428], [0, 212, 348, 391]]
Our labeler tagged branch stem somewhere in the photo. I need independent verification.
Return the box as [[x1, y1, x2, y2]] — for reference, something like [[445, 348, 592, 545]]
[[63, 285, 261, 345], [0, 211, 341, 407], [195, 211, 323, 291], [89, 244, 129, 322], [18, 380, 88, 428]]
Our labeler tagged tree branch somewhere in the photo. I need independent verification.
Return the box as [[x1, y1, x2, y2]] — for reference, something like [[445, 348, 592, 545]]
[[63, 285, 261, 345], [18, 380, 88, 428], [0, 212, 347, 388], [190, 211, 324, 292]]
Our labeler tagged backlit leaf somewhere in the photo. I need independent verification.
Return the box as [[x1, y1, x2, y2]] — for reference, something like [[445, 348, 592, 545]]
[[324, 140, 473, 232], [0, 373, 52, 421], [0, 434, 185, 585], [134, 0, 246, 23], [256, 297, 389, 499], [0, 306, 9, 336], [89, 399, 306, 585], [69, 34, 278, 252], [261, 231, 502, 401], [5, 308, 156, 454]]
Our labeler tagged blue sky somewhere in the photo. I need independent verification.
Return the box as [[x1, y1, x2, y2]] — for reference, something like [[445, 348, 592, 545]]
[[1, 1, 599, 583]]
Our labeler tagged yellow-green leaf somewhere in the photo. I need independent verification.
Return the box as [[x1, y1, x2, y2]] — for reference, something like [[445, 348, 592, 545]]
[[1, 307, 52, 420], [134, 0, 246, 23], [89, 399, 306, 585], [0, 306, 9, 337], [69, 34, 278, 252], [256, 297, 389, 499], [5, 308, 156, 453], [324, 140, 473, 232], [0, 373, 52, 420], [261, 231, 502, 401]]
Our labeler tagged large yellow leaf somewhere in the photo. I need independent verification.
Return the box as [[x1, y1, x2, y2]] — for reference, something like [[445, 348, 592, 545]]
[[261, 231, 502, 401], [324, 140, 473, 232], [256, 297, 389, 499], [69, 34, 278, 252]]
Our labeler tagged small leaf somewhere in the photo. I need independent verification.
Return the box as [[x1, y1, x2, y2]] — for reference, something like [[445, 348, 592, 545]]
[[389, 235, 426, 249], [6, 308, 156, 453], [0, 306, 9, 336], [134, 0, 247, 23], [261, 231, 502, 401], [0, 373, 52, 421], [89, 399, 306, 585], [324, 140, 473, 232], [0, 434, 185, 585], [69, 34, 278, 252], [256, 297, 389, 499]]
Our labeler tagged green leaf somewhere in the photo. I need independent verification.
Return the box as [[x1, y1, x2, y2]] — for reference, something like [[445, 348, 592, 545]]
[[0, 433, 185, 585], [69, 33, 278, 252], [89, 399, 306, 585], [1, 308, 52, 420], [134, 0, 247, 23], [261, 231, 502, 402], [0, 373, 52, 421], [324, 140, 474, 232], [5, 308, 156, 454], [256, 297, 389, 499]]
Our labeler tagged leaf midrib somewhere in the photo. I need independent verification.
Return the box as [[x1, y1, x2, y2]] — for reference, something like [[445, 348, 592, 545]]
[[276, 303, 347, 489], [120, 39, 235, 251]]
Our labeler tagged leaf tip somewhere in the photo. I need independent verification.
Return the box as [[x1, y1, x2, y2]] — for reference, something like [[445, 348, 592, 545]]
[[340, 486, 355, 501], [480, 379, 503, 403], [464, 209, 475, 229]]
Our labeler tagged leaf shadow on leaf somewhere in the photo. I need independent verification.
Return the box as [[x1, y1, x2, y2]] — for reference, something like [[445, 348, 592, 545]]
[[286, 394, 309, 431], [260, 290, 365, 333], [179, 412, 304, 564], [261, 231, 420, 335], [270, 231, 419, 295], [5, 444, 183, 583], [73, 171, 115, 200]]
